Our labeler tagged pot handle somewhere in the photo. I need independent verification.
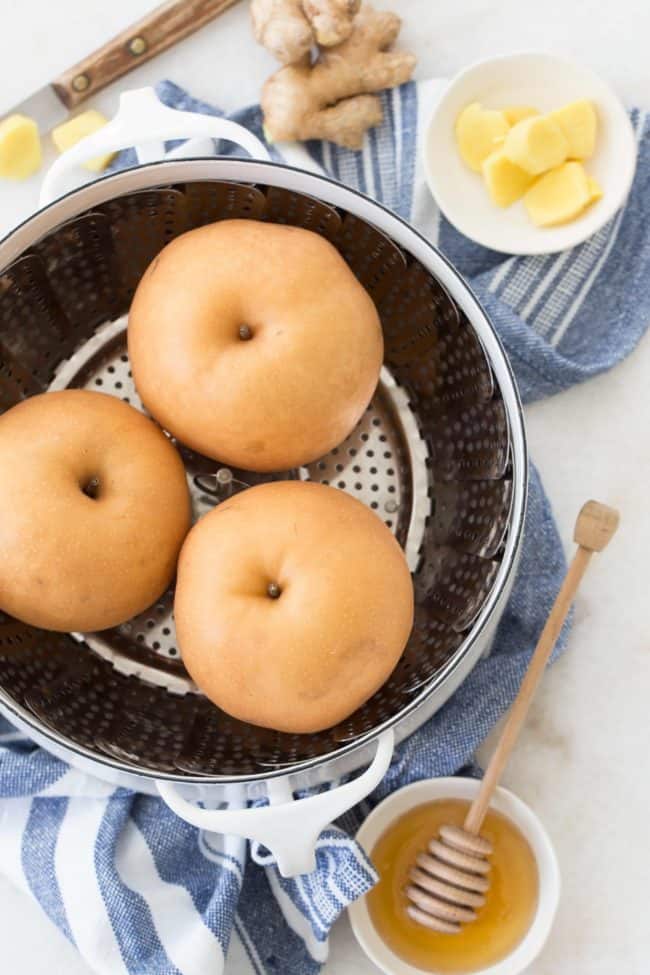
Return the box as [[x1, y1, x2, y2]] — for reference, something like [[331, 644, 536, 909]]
[[156, 728, 394, 878], [40, 86, 270, 206]]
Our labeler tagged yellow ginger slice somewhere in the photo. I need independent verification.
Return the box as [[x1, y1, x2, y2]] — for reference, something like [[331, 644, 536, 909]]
[[587, 175, 603, 203], [52, 110, 115, 172], [482, 150, 536, 207], [549, 99, 597, 160], [456, 102, 510, 172], [504, 115, 568, 175], [0, 114, 42, 180], [524, 161, 592, 226], [502, 105, 539, 126]]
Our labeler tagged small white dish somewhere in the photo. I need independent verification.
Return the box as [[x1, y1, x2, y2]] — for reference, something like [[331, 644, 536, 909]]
[[423, 52, 637, 255], [349, 777, 560, 975]]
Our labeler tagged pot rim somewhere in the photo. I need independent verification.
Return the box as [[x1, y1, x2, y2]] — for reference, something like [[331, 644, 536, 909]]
[[0, 157, 528, 784]]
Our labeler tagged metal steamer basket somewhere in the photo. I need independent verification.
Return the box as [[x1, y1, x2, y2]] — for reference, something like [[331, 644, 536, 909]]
[[0, 89, 527, 876]]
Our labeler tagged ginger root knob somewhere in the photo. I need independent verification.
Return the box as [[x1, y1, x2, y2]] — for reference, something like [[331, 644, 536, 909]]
[[251, 0, 361, 64]]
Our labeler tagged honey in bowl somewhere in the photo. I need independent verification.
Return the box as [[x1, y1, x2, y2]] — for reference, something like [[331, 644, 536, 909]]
[[366, 799, 539, 974]]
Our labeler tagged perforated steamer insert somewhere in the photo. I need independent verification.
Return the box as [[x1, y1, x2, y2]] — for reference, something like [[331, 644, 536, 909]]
[[0, 170, 523, 781]]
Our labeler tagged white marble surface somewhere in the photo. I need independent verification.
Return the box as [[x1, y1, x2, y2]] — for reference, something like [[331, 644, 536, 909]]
[[0, 2, 649, 973]]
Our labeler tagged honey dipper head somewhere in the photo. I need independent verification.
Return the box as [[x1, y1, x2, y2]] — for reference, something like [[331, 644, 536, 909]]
[[574, 501, 620, 552], [405, 825, 493, 933]]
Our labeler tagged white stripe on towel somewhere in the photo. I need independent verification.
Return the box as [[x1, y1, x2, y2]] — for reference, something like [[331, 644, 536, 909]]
[[362, 135, 377, 199], [234, 913, 266, 975], [488, 256, 516, 293], [226, 926, 258, 974], [393, 85, 403, 191], [0, 797, 32, 893], [278, 142, 324, 175], [115, 819, 225, 975], [520, 249, 573, 323], [55, 798, 129, 975], [323, 140, 335, 180], [266, 868, 329, 963], [40, 768, 116, 799], [198, 829, 245, 884]]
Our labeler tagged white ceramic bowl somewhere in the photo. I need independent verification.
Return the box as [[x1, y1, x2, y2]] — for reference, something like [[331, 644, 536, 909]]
[[423, 52, 637, 255], [349, 777, 560, 975]]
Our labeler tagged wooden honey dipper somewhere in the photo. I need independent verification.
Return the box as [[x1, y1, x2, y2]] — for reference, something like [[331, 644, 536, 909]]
[[406, 500, 620, 933]]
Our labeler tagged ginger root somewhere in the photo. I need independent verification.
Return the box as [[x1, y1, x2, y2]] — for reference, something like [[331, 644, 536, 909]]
[[303, 0, 361, 45], [251, 0, 361, 64], [261, 5, 416, 149]]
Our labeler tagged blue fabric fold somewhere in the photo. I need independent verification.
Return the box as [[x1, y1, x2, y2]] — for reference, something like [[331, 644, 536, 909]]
[[1, 78, 647, 975]]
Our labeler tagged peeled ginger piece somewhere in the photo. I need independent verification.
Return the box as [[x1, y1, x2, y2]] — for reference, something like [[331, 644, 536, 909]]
[[482, 150, 535, 207], [524, 161, 594, 226], [456, 102, 510, 172], [504, 115, 568, 175], [549, 99, 597, 160], [0, 114, 42, 180], [503, 105, 539, 125], [52, 110, 115, 172]]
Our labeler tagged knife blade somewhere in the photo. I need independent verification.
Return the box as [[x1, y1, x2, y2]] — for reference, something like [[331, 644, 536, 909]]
[[4, 84, 69, 136], [2, 0, 240, 136]]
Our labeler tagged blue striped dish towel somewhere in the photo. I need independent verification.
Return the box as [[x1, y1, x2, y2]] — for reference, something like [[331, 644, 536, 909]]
[[0, 79, 648, 975]]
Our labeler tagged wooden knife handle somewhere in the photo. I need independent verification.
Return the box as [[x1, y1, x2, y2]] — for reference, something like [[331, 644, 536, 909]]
[[52, 0, 240, 109]]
